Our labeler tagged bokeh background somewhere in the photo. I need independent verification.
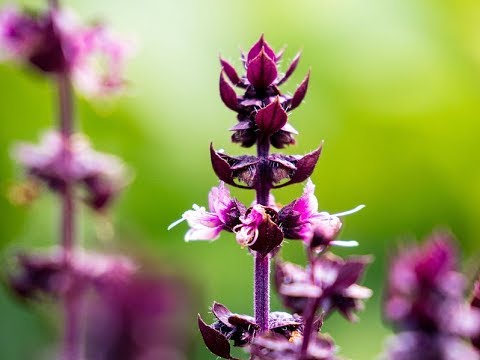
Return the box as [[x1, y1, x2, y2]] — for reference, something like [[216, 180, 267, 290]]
[[1, 0, 480, 359]]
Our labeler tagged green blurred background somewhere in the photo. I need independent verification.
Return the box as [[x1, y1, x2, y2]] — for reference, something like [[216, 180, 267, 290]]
[[1, 0, 480, 358]]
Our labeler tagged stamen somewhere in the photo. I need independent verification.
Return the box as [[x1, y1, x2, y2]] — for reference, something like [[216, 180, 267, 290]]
[[167, 217, 185, 230], [332, 204, 365, 217], [330, 240, 359, 247]]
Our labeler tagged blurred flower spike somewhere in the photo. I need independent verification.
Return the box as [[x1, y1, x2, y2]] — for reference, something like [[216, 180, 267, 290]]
[[13, 130, 127, 211], [382, 232, 480, 359], [0, 5, 133, 97]]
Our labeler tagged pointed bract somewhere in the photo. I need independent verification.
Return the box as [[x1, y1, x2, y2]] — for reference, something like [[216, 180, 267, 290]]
[[247, 34, 276, 63], [255, 98, 288, 136], [198, 314, 234, 359], [220, 71, 239, 111], [220, 57, 241, 86], [247, 48, 278, 89], [290, 70, 310, 110], [277, 52, 301, 86]]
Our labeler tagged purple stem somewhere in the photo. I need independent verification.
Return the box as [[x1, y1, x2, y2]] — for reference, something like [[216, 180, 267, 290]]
[[57, 71, 79, 360], [299, 254, 320, 359], [299, 296, 321, 359], [254, 135, 272, 332]]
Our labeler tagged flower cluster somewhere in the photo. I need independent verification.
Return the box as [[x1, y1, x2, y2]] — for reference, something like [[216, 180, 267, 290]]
[[0, 5, 131, 97], [13, 131, 126, 211], [172, 180, 364, 257], [382, 232, 480, 359], [2, 1, 134, 359], [171, 35, 372, 359]]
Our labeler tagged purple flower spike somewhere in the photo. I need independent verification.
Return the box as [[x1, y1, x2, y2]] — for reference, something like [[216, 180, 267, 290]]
[[247, 47, 278, 89], [169, 182, 245, 241], [254, 97, 288, 136]]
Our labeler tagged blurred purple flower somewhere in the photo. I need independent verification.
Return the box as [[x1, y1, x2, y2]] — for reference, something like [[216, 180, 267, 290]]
[[384, 233, 480, 336], [279, 179, 364, 248], [0, 6, 131, 97], [13, 131, 126, 210], [382, 232, 480, 359], [383, 332, 480, 360], [84, 271, 194, 360], [250, 332, 337, 360], [9, 249, 135, 299], [276, 253, 372, 321]]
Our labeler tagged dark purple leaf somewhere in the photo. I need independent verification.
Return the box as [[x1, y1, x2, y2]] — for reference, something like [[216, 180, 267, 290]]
[[198, 314, 233, 359]]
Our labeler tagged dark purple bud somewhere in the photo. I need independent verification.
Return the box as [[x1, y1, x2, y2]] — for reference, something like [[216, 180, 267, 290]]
[[247, 47, 278, 89], [198, 314, 235, 359], [220, 71, 239, 111], [290, 70, 310, 110], [247, 34, 276, 63], [220, 57, 242, 86], [254, 97, 288, 136], [235, 205, 284, 257], [277, 52, 301, 86]]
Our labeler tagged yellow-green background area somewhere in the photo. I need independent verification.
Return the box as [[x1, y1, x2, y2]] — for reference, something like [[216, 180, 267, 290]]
[[1, 0, 480, 359]]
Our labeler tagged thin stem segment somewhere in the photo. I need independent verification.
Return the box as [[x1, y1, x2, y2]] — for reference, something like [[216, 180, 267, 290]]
[[254, 135, 272, 332], [57, 70, 79, 360]]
